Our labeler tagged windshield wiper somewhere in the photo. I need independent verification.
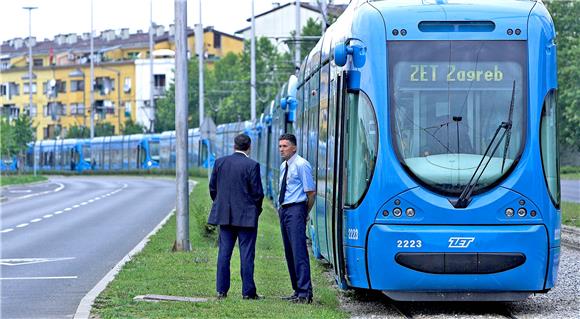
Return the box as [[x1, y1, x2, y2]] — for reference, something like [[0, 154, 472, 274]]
[[501, 81, 516, 172], [450, 81, 516, 209]]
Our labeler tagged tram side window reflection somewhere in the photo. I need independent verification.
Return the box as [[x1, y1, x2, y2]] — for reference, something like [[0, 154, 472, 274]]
[[540, 90, 560, 207], [345, 91, 378, 207]]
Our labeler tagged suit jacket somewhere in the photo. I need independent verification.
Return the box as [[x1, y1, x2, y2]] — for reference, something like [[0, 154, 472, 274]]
[[208, 152, 264, 228]]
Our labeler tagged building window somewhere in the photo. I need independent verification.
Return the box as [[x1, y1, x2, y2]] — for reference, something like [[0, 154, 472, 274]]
[[70, 80, 84, 92], [153, 74, 166, 96], [95, 77, 114, 95], [25, 104, 37, 117], [0, 60, 8, 71], [70, 103, 85, 115], [0, 84, 7, 96], [23, 82, 37, 94], [127, 52, 140, 59], [33, 58, 43, 67], [45, 102, 65, 119], [213, 33, 221, 49], [124, 77, 131, 93]]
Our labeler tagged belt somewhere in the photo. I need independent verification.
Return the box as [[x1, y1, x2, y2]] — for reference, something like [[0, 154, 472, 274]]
[[281, 201, 307, 209]]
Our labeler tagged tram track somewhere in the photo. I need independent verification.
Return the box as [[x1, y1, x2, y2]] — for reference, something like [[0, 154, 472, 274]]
[[561, 225, 580, 251]]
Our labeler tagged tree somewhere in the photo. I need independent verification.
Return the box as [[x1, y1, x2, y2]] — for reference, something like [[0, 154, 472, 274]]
[[95, 123, 115, 137], [122, 119, 146, 135], [66, 125, 90, 138], [0, 117, 14, 159], [545, 0, 580, 151]]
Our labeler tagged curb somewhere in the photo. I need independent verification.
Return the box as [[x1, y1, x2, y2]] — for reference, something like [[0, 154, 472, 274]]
[[73, 180, 198, 319]]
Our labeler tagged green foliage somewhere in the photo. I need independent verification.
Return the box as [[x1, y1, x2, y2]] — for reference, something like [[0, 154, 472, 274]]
[[0, 175, 47, 186], [0, 114, 35, 160], [545, 0, 580, 151], [122, 119, 146, 135], [300, 18, 323, 61], [155, 38, 295, 131], [95, 123, 115, 137], [66, 124, 90, 138]]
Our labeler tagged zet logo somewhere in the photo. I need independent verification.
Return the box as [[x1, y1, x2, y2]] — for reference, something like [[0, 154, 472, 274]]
[[448, 237, 475, 248]]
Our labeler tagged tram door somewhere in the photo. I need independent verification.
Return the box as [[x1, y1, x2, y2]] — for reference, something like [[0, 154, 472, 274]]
[[328, 71, 347, 288]]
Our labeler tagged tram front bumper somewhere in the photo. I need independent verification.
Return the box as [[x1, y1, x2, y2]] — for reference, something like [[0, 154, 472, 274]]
[[367, 224, 549, 293]]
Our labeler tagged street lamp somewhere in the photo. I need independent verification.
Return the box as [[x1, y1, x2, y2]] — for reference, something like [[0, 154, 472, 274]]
[[23, 6, 38, 176]]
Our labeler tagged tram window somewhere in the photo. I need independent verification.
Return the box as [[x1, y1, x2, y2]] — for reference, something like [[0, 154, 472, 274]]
[[540, 90, 560, 207], [345, 91, 378, 207], [389, 40, 527, 195]]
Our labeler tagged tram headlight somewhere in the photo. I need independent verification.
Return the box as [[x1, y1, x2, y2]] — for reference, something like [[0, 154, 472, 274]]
[[405, 208, 415, 217], [393, 207, 402, 217], [517, 208, 527, 217], [505, 208, 515, 217]]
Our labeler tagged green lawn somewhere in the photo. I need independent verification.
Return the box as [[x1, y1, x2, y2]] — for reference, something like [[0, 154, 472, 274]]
[[561, 166, 580, 180], [0, 174, 47, 187], [562, 201, 580, 227], [92, 178, 347, 319]]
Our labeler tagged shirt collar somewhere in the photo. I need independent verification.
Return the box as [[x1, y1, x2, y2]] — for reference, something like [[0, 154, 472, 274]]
[[235, 150, 249, 158], [285, 153, 298, 166]]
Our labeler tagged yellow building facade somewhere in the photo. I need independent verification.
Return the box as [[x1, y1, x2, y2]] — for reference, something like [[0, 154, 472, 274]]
[[0, 26, 243, 140]]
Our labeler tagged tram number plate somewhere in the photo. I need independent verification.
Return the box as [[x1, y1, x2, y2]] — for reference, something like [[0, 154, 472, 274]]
[[396, 239, 422, 248]]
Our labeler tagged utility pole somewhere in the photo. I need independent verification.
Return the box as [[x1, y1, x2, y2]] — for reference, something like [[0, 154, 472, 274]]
[[174, 0, 190, 252], [250, 0, 256, 122], [149, 0, 155, 132], [90, 0, 95, 139], [295, 0, 301, 69], [23, 6, 37, 176], [196, 0, 204, 127]]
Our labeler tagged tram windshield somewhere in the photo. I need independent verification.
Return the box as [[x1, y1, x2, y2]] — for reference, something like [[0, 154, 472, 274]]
[[389, 41, 526, 195]]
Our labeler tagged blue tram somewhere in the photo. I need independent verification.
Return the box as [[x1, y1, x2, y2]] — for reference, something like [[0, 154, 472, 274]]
[[260, 0, 561, 301]]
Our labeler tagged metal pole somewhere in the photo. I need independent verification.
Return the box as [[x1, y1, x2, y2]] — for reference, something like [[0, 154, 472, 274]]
[[197, 0, 204, 127], [295, 0, 301, 68], [90, 0, 95, 139], [250, 0, 256, 122], [174, 0, 190, 251], [149, 0, 155, 132], [117, 72, 121, 134], [24, 6, 37, 176]]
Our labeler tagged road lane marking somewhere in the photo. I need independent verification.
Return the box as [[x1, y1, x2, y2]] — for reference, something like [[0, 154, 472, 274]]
[[64, 208, 73, 211], [15, 182, 65, 200], [0, 276, 77, 280], [9, 190, 32, 193], [43, 214, 53, 219], [54, 210, 64, 215], [80, 202, 88, 205], [1, 229, 14, 233], [0, 257, 75, 266], [73, 204, 80, 208], [16, 223, 29, 228], [30, 218, 42, 223]]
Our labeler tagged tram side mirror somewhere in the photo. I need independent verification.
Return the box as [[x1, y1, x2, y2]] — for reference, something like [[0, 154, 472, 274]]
[[334, 40, 367, 92]]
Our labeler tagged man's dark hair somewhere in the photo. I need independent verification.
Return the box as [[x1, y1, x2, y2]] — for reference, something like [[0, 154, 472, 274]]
[[234, 134, 251, 151], [279, 133, 297, 146]]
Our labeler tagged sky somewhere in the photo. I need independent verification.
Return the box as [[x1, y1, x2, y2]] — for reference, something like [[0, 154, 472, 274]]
[[0, 0, 306, 43]]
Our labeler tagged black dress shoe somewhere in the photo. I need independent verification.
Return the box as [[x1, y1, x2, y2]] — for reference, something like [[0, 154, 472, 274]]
[[280, 293, 298, 300], [291, 296, 312, 304], [242, 294, 263, 300], [216, 292, 227, 299]]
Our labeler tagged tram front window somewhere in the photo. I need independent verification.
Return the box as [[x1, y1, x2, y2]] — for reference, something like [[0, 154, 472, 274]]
[[389, 41, 527, 195]]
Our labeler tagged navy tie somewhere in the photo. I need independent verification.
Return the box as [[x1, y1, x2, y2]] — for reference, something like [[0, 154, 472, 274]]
[[279, 162, 289, 205]]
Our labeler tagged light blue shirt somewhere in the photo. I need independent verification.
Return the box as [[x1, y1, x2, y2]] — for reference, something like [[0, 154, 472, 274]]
[[279, 153, 315, 205]]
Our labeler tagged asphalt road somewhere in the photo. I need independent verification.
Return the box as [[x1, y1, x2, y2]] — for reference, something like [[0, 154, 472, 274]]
[[561, 179, 580, 203], [0, 176, 177, 319]]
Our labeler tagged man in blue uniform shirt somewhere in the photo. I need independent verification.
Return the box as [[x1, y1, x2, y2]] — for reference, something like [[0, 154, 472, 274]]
[[208, 134, 264, 300], [277, 133, 316, 304]]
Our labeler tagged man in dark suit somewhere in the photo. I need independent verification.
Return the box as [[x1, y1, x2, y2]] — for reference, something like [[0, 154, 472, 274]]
[[208, 134, 264, 300]]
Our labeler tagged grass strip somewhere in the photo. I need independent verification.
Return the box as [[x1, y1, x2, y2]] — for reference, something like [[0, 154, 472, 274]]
[[92, 177, 347, 319], [0, 174, 47, 186], [562, 201, 580, 227]]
